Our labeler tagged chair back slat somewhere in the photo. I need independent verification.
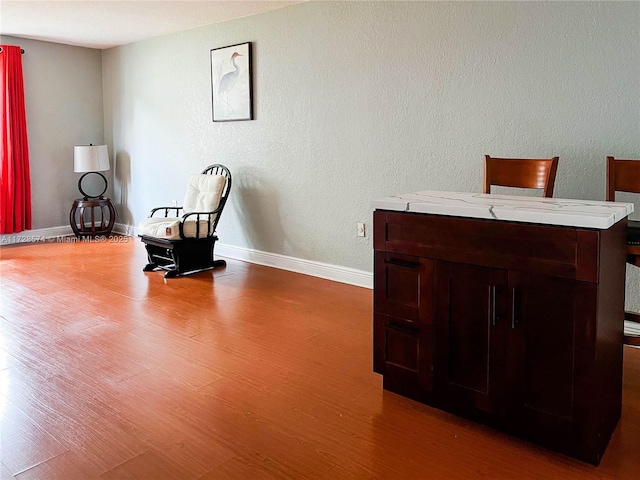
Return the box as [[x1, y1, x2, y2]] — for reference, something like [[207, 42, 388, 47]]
[[484, 155, 559, 198]]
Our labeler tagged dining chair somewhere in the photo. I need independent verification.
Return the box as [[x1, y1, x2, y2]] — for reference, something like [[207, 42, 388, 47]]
[[606, 156, 640, 346], [483, 155, 559, 198]]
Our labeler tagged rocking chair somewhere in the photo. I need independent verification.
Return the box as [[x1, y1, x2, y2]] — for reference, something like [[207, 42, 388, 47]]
[[138, 164, 231, 278]]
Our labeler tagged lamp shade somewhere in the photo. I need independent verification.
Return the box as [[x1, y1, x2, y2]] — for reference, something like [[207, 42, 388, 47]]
[[74, 145, 110, 173]]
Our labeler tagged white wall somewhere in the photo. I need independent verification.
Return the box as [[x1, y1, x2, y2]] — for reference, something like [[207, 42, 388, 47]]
[[0, 35, 106, 230], [102, 1, 638, 307]]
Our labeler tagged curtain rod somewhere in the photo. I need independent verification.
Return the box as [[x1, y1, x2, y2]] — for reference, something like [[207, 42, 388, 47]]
[[0, 47, 25, 54]]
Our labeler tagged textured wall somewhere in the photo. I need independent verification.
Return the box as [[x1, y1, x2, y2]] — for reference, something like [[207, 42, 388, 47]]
[[101, 1, 639, 307], [0, 35, 105, 229]]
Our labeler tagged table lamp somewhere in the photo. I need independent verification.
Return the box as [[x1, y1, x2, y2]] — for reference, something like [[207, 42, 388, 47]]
[[74, 144, 110, 200]]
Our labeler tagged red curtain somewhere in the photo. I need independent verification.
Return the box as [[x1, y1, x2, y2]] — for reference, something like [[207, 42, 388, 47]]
[[0, 45, 31, 233]]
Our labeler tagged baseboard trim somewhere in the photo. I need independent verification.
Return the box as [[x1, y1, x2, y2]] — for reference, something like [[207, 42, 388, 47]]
[[0, 225, 74, 245], [1, 223, 373, 289], [215, 243, 373, 289], [113, 223, 134, 236], [1, 223, 134, 245]]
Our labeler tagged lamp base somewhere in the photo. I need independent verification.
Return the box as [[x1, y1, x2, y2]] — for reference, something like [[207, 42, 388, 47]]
[[78, 171, 108, 200]]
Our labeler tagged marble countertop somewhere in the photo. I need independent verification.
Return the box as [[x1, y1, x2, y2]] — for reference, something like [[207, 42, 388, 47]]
[[371, 191, 634, 229]]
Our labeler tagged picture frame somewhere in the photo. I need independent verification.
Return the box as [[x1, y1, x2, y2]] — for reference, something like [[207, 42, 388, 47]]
[[210, 42, 253, 122]]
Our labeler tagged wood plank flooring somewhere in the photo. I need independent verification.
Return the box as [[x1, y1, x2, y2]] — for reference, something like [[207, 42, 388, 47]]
[[0, 237, 639, 479]]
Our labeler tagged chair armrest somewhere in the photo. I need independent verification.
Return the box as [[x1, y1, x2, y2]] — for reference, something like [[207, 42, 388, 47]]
[[180, 207, 221, 221], [180, 211, 216, 226], [149, 206, 183, 218], [179, 210, 218, 239]]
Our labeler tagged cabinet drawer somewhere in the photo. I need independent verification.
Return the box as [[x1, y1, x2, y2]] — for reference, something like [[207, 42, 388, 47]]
[[374, 210, 600, 282], [373, 313, 433, 398], [374, 251, 433, 323]]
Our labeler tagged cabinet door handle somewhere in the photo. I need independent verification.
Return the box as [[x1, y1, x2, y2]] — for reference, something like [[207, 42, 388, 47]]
[[511, 287, 519, 329], [384, 258, 419, 269], [490, 285, 498, 326], [384, 322, 416, 334]]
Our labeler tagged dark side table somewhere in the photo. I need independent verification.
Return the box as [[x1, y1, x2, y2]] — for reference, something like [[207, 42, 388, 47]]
[[70, 198, 116, 237]]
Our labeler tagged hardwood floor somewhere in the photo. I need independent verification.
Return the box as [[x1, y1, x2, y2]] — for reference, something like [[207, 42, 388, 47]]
[[1, 237, 639, 479]]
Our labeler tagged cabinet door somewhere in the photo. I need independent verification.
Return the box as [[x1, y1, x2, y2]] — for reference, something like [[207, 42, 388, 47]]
[[373, 252, 434, 398], [434, 261, 508, 414], [507, 272, 596, 436]]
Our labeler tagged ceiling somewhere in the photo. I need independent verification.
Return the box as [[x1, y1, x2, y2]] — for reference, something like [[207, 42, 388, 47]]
[[0, 1, 305, 49]]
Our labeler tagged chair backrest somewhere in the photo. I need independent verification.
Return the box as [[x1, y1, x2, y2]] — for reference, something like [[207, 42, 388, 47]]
[[182, 164, 232, 235], [184, 174, 226, 214], [483, 155, 559, 198], [606, 157, 640, 345], [606, 156, 640, 200]]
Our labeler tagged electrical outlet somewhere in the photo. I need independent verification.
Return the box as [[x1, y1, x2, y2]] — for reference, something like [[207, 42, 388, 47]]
[[357, 222, 366, 237]]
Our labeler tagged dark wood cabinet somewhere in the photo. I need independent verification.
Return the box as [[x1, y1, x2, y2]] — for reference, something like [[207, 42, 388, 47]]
[[373, 209, 628, 465], [433, 262, 509, 416], [506, 271, 586, 423], [505, 272, 600, 460], [373, 251, 434, 400]]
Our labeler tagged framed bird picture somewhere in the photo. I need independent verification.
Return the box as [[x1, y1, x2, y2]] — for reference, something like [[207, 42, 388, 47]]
[[210, 42, 253, 122]]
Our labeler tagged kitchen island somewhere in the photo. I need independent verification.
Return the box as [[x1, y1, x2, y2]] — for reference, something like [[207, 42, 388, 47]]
[[371, 191, 633, 465]]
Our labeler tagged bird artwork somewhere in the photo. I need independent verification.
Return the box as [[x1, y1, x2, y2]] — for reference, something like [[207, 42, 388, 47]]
[[217, 52, 242, 112], [211, 43, 252, 121], [219, 52, 241, 95]]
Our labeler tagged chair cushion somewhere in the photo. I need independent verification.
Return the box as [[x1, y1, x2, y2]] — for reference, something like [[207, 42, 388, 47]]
[[138, 217, 214, 239], [139, 173, 226, 240], [183, 174, 226, 214]]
